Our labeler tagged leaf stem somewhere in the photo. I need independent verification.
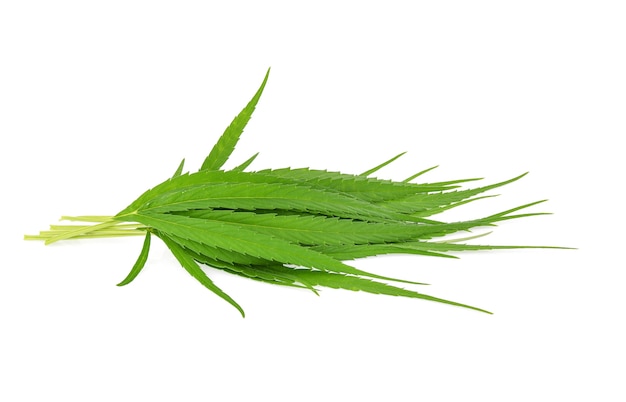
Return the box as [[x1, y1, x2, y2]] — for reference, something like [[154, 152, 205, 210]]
[[60, 215, 115, 222], [24, 216, 146, 244]]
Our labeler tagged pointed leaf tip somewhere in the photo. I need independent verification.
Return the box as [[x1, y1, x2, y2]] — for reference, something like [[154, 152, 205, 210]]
[[200, 69, 271, 171], [117, 231, 151, 286], [157, 232, 246, 317]]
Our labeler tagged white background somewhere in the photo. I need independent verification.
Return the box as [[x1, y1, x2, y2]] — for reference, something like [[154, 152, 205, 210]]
[[1, 1, 624, 401]]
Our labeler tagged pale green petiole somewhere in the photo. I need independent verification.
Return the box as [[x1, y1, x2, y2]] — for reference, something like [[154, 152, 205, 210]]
[[24, 216, 146, 244]]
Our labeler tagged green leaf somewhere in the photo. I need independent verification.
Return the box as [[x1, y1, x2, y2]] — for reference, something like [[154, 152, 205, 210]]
[[311, 243, 458, 260], [282, 270, 491, 314], [117, 231, 151, 286], [200, 68, 270, 171], [130, 213, 425, 286], [158, 232, 245, 317], [114, 168, 472, 218], [231, 152, 259, 172], [403, 165, 438, 182], [360, 152, 406, 177], [164, 232, 269, 266], [135, 181, 420, 223], [182, 252, 320, 295], [378, 173, 528, 215], [172, 158, 185, 178], [179, 209, 454, 247], [256, 167, 476, 202]]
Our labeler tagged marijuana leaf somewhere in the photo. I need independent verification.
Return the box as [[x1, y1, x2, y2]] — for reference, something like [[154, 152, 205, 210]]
[[25, 69, 567, 316]]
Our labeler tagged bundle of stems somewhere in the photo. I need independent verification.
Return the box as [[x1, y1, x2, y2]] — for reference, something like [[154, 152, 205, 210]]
[[25, 69, 563, 316]]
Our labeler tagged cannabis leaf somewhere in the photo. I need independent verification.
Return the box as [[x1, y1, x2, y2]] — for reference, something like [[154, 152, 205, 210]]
[[25, 68, 567, 317]]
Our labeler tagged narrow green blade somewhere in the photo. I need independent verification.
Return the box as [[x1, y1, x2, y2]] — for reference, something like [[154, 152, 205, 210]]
[[284, 270, 491, 314], [158, 232, 245, 317], [360, 152, 406, 177], [403, 165, 438, 182], [116, 231, 151, 286], [172, 158, 185, 178], [231, 153, 259, 172], [200, 68, 270, 171]]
